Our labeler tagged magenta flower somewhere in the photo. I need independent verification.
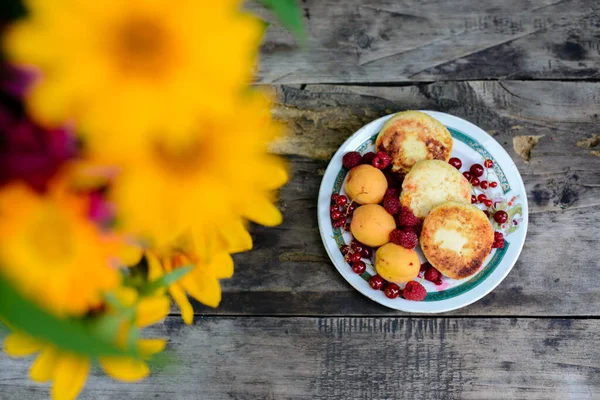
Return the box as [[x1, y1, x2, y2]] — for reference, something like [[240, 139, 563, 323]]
[[0, 64, 75, 192]]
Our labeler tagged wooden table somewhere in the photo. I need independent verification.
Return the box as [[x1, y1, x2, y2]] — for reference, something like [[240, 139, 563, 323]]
[[2, 1, 600, 398]]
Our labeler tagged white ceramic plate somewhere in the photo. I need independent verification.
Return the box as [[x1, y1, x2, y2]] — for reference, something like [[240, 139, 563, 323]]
[[317, 111, 528, 313]]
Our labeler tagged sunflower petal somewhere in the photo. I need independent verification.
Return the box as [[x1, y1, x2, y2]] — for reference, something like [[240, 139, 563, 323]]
[[99, 357, 149, 382], [51, 353, 90, 400], [243, 196, 283, 227], [3, 332, 43, 356], [30, 347, 58, 382], [218, 219, 252, 254], [145, 251, 164, 282], [181, 273, 222, 308], [210, 252, 234, 279], [168, 284, 194, 325], [135, 295, 170, 327], [137, 339, 166, 356]]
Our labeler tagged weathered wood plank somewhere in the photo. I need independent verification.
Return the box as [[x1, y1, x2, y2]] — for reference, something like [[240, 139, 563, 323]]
[[250, 0, 600, 83], [183, 81, 600, 316], [1, 317, 599, 399]]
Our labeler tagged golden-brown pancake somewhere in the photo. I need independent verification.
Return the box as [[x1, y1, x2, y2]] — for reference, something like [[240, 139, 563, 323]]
[[376, 111, 452, 176], [400, 159, 471, 219], [420, 201, 494, 280]]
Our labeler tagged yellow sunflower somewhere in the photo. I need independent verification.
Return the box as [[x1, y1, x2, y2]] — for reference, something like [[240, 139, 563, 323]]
[[3, 0, 263, 157], [3, 289, 170, 400], [108, 92, 288, 252], [147, 239, 234, 325], [0, 179, 140, 317]]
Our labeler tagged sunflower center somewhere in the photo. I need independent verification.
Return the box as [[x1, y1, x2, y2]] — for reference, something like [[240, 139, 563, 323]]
[[113, 16, 173, 76], [28, 205, 75, 264], [152, 140, 205, 175]]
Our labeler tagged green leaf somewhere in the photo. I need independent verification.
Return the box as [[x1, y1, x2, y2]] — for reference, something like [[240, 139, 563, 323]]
[[142, 265, 193, 295], [0, 275, 138, 358], [507, 204, 523, 221], [259, 0, 306, 45]]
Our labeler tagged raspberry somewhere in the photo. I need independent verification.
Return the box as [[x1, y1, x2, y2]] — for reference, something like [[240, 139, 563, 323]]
[[372, 151, 391, 170], [342, 151, 362, 169], [385, 187, 400, 199], [494, 232, 504, 241], [397, 207, 418, 227], [492, 239, 505, 249], [424, 265, 443, 285], [420, 262, 431, 273], [361, 152, 376, 165], [389, 229, 418, 249], [403, 281, 427, 301], [389, 229, 404, 246], [384, 171, 400, 188], [383, 196, 401, 215]]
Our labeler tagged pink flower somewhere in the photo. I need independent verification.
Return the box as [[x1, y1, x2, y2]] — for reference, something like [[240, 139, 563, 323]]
[[0, 64, 75, 192]]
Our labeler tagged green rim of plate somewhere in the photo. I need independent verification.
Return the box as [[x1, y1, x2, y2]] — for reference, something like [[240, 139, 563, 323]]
[[330, 126, 511, 301]]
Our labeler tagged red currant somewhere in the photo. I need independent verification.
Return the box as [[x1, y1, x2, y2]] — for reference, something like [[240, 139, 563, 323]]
[[351, 261, 366, 274], [351, 240, 364, 253], [480, 180, 488, 189], [340, 245, 351, 255], [448, 157, 462, 169], [484, 159, 493, 168], [360, 247, 372, 259], [347, 203, 357, 214], [331, 210, 343, 220], [494, 210, 508, 224], [369, 275, 384, 290], [471, 177, 480, 186], [384, 283, 400, 299], [331, 193, 339, 204], [333, 220, 344, 228], [484, 199, 493, 207], [330, 205, 339, 214], [477, 194, 487, 202], [483, 210, 490, 217], [490, 181, 498, 188], [470, 163, 484, 177], [462, 171, 472, 181], [471, 195, 477, 204], [348, 252, 361, 263], [336, 195, 348, 207]]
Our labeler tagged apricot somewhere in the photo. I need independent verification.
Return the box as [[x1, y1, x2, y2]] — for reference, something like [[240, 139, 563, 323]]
[[350, 204, 395, 247], [344, 164, 388, 205], [375, 243, 420, 283]]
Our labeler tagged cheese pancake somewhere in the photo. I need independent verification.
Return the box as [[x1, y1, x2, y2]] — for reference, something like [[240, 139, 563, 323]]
[[420, 201, 494, 280], [376, 111, 452, 176], [400, 160, 471, 219]]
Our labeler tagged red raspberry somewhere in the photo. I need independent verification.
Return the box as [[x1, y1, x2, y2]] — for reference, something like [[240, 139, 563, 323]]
[[403, 281, 427, 301], [389, 229, 417, 249], [383, 196, 401, 215], [397, 207, 418, 227], [342, 151, 362, 169], [492, 239, 505, 249], [494, 232, 504, 241], [361, 152, 376, 165], [384, 171, 400, 188], [420, 262, 431, 273], [385, 188, 400, 199], [424, 265, 443, 285], [372, 151, 391, 170]]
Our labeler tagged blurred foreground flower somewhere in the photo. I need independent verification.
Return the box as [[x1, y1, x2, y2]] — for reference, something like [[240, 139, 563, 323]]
[[0, 177, 140, 317], [0, 64, 74, 192], [3, 0, 264, 158], [4, 288, 170, 400]]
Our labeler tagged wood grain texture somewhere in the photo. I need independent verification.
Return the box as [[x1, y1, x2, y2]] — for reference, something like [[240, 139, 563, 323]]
[[1, 317, 599, 399], [250, 0, 600, 83], [180, 81, 600, 317]]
